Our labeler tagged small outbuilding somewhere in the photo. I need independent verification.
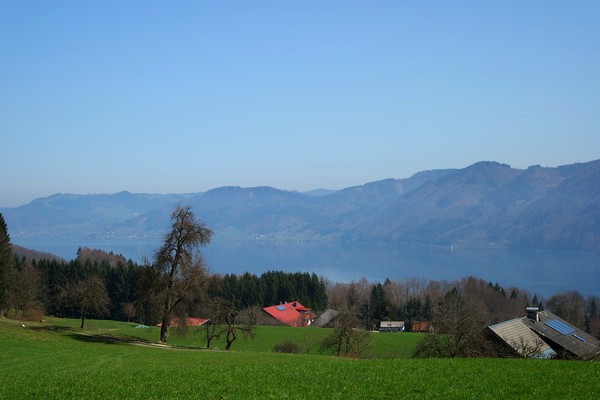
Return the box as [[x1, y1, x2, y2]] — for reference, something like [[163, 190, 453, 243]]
[[379, 321, 404, 332], [314, 309, 340, 328], [411, 321, 433, 333]]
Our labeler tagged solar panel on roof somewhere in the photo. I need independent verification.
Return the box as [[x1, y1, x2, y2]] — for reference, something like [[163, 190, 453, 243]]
[[573, 334, 587, 343], [275, 305, 286, 311], [544, 319, 576, 335]]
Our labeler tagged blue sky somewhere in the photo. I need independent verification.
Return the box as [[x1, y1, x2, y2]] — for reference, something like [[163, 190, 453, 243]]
[[1, 1, 599, 207]]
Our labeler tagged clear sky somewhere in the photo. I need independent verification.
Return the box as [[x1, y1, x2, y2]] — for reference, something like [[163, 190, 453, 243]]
[[1, 1, 599, 207]]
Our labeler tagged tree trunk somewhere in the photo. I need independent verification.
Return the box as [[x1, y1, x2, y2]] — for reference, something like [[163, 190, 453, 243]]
[[159, 267, 176, 343], [206, 324, 216, 348], [160, 315, 170, 343], [80, 305, 87, 329], [225, 328, 236, 350]]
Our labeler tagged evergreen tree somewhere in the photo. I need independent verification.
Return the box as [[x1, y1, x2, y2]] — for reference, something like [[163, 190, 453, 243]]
[[404, 297, 423, 322], [369, 283, 388, 323], [238, 272, 263, 309], [0, 213, 14, 317], [107, 262, 138, 320], [222, 274, 240, 306], [206, 275, 225, 299], [532, 293, 540, 307], [312, 274, 328, 311], [422, 295, 432, 321]]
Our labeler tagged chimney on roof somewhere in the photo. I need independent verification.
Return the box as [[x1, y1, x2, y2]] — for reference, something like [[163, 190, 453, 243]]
[[526, 307, 539, 321]]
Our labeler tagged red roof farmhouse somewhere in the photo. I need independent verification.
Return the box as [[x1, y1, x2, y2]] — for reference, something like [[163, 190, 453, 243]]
[[262, 301, 316, 327]]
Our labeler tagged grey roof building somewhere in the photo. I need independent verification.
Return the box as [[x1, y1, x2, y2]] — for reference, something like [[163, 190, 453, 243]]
[[379, 321, 405, 332], [314, 309, 340, 328], [488, 317, 556, 358], [488, 307, 600, 359], [522, 308, 599, 359]]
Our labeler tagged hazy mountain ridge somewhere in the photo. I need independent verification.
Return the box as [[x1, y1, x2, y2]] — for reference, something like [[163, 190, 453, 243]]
[[2, 160, 599, 252]]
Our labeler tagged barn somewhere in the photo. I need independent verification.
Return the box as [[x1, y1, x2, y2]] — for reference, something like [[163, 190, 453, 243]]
[[379, 321, 404, 332]]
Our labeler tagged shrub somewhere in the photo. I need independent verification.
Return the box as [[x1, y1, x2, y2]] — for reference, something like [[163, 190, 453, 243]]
[[5, 304, 45, 322], [273, 338, 301, 354], [319, 313, 372, 358], [23, 307, 45, 322]]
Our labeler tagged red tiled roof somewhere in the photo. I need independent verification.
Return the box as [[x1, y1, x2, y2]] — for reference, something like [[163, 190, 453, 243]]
[[262, 301, 315, 327], [156, 317, 209, 327]]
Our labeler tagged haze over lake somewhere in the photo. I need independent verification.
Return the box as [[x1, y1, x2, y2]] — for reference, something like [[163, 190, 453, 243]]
[[13, 237, 600, 298]]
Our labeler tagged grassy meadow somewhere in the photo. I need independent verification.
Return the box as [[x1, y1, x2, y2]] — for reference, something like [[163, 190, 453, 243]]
[[42, 317, 423, 357], [1, 318, 599, 399]]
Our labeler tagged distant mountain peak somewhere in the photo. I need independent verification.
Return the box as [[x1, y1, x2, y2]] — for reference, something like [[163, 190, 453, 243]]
[[470, 160, 512, 169]]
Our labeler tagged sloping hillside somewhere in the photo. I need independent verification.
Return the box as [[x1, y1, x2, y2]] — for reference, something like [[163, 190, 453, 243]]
[[2, 160, 599, 251]]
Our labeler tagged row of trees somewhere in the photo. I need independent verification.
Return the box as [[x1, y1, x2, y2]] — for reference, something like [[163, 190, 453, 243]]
[[327, 276, 530, 331], [327, 273, 600, 357], [212, 270, 327, 311]]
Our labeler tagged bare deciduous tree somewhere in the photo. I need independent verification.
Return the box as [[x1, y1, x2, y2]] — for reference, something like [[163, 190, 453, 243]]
[[122, 302, 136, 322], [4, 259, 43, 320], [509, 335, 547, 358], [319, 312, 371, 358], [153, 206, 212, 343], [584, 296, 600, 338], [202, 301, 258, 350], [324, 280, 348, 312], [60, 275, 110, 329], [546, 290, 585, 329], [414, 287, 492, 358], [202, 297, 231, 348]]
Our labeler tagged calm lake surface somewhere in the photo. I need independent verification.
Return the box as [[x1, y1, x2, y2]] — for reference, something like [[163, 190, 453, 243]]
[[12, 238, 600, 298]]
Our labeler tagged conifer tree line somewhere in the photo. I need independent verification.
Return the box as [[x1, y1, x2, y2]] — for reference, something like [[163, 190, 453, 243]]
[[0, 212, 328, 324], [0, 254, 329, 325], [214, 271, 328, 311]]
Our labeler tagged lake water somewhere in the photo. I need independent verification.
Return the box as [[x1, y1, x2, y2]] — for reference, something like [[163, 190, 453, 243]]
[[12, 237, 600, 298]]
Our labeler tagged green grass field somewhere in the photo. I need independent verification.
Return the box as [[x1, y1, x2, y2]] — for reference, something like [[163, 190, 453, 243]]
[[1, 318, 599, 399], [45, 317, 422, 357]]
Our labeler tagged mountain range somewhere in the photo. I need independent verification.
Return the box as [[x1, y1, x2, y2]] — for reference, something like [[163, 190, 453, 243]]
[[2, 160, 600, 252]]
